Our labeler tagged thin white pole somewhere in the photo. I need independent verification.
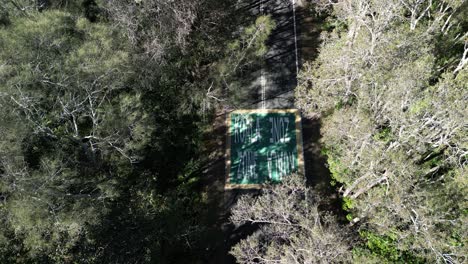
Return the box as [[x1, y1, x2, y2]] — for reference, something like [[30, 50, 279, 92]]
[[292, 0, 299, 76], [260, 0, 266, 109]]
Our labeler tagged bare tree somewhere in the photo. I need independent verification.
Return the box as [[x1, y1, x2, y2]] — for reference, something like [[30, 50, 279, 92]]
[[230, 175, 351, 263], [104, 0, 200, 61]]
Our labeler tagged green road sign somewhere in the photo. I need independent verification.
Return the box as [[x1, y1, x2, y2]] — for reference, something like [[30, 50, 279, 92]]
[[225, 109, 304, 189]]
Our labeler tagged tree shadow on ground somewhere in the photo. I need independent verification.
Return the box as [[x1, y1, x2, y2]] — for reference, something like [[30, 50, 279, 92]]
[[200, 112, 344, 263], [301, 117, 346, 221], [199, 2, 335, 263]]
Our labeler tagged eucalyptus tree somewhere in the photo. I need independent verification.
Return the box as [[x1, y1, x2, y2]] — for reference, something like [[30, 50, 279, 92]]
[[295, 0, 467, 262], [0, 8, 142, 261], [230, 175, 351, 264]]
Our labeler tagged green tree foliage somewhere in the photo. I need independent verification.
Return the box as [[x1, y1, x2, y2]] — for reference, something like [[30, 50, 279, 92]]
[[0, 0, 277, 261], [212, 15, 276, 108], [296, 0, 467, 262], [0, 0, 244, 262], [0, 10, 134, 262]]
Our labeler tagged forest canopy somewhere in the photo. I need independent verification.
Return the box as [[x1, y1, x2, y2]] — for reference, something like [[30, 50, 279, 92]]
[[0, 0, 467, 263], [0, 0, 246, 262]]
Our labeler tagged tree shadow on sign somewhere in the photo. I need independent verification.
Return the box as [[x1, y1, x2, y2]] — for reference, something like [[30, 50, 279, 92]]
[[198, 110, 262, 263]]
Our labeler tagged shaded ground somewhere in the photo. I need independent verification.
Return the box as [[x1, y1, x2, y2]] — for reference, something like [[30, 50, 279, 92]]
[[230, 0, 298, 109], [199, 1, 331, 263], [233, 0, 323, 109], [200, 115, 336, 263]]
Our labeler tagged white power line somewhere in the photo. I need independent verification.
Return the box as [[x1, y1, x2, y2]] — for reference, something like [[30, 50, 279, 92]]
[[261, 70, 266, 109]]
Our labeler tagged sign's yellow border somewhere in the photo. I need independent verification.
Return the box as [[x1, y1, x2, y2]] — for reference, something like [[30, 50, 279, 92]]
[[225, 109, 304, 189]]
